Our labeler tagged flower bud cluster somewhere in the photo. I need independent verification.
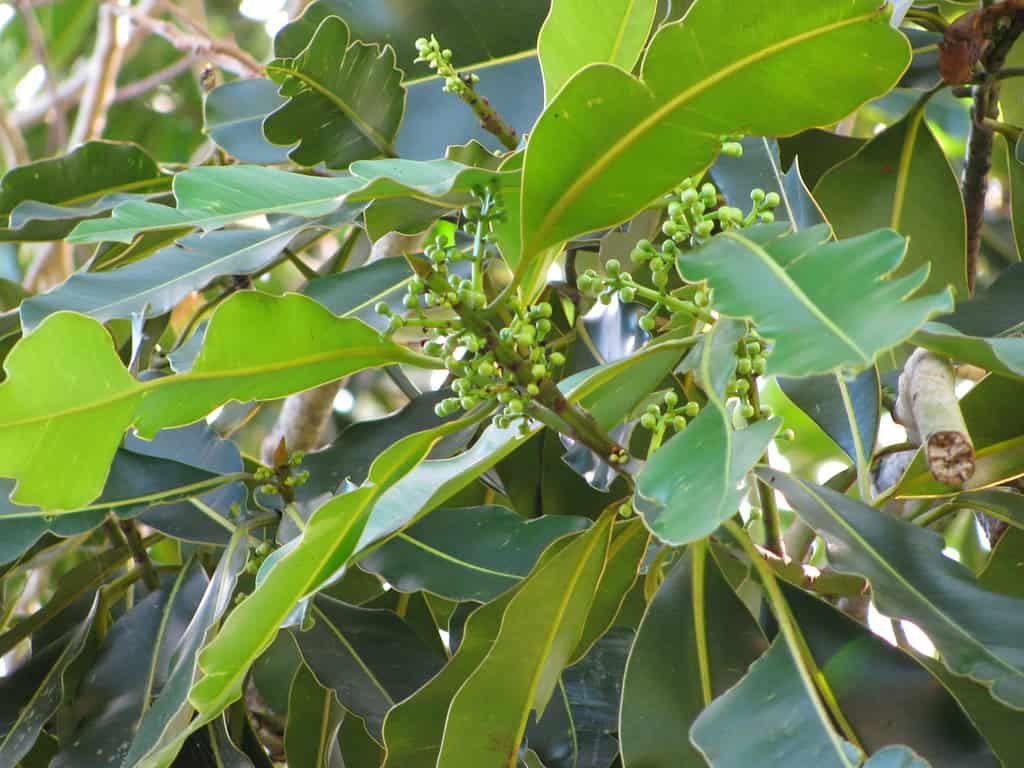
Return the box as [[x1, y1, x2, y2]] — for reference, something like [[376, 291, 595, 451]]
[[639, 389, 701, 435], [661, 177, 781, 248], [415, 35, 479, 95]]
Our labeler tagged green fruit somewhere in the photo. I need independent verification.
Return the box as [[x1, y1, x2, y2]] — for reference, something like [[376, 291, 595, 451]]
[[640, 413, 658, 430]]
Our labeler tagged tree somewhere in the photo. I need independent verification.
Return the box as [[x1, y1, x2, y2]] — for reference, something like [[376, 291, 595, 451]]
[[0, 0, 1023, 765]]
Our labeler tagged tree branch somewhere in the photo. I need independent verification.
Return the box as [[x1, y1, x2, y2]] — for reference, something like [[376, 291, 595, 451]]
[[17, 0, 67, 148]]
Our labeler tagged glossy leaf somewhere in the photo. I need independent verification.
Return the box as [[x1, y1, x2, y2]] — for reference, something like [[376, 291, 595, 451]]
[[762, 469, 1024, 709], [0, 596, 98, 767], [565, 627, 632, 768], [0, 293, 428, 509], [636, 321, 780, 545], [360, 505, 591, 602], [203, 79, 290, 165], [711, 136, 827, 233], [538, 0, 658, 102], [293, 595, 446, 740], [67, 166, 359, 244], [264, 16, 404, 169], [620, 545, 767, 767], [814, 102, 968, 297], [123, 527, 250, 767], [913, 321, 1024, 379], [779, 367, 880, 465], [52, 564, 208, 768], [435, 513, 613, 766], [520, 0, 909, 260], [0, 141, 168, 242], [302, 256, 414, 328], [779, 129, 866, 190], [22, 219, 308, 332], [285, 663, 344, 768], [691, 637, 861, 768], [785, 584, 997, 766], [381, 593, 515, 768], [678, 224, 953, 377]]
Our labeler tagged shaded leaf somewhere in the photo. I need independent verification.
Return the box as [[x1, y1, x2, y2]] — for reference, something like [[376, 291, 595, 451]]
[[265, 16, 404, 169], [913, 321, 1024, 380], [436, 513, 613, 766], [814, 102, 967, 297], [691, 637, 861, 768], [678, 224, 953, 377], [360, 505, 591, 603], [285, 663, 344, 768], [520, 0, 909, 260], [203, 79, 290, 165], [565, 627, 633, 768], [761, 469, 1024, 709], [620, 545, 767, 768], [779, 129, 866, 190], [0, 141, 168, 242], [294, 595, 446, 741]]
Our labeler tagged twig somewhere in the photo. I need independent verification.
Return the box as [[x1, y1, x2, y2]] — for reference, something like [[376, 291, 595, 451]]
[[70, 2, 130, 146], [384, 365, 421, 400], [104, 517, 160, 591], [0, 101, 29, 168], [962, 10, 1024, 292], [112, 5, 262, 77], [17, 0, 67, 148], [114, 54, 196, 102]]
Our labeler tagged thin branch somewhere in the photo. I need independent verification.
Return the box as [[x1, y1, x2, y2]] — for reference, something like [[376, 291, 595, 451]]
[[112, 4, 262, 77], [114, 54, 196, 103], [962, 11, 1024, 292], [0, 101, 29, 168], [17, 0, 67, 147], [70, 2, 129, 146]]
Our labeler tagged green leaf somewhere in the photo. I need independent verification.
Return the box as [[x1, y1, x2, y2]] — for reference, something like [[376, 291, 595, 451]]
[[779, 129, 866, 190], [52, 564, 208, 768], [620, 544, 767, 767], [0, 312, 144, 509], [0, 293, 427, 509], [1001, 135, 1024, 260], [436, 513, 613, 767], [203, 79, 290, 165], [382, 593, 515, 768], [691, 637, 862, 768], [814, 102, 968, 297], [935, 261, 1024, 338], [564, 627, 632, 767], [293, 595, 447, 741], [678, 224, 953, 377], [359, 505, 591, 602], [898, 28, 942, 90], [0, 596, 98, 767], [182, 415, 473, 744], [22, 219, 309, 332], [761, 469, 1024, 709], [303, 256, 413, 324], [265, 16, 404, 169], [123, 527, 250, 766], [711, 137, 827, 233], [67, 166, 359, 244], [285, 662, 346, 768], [863, 746, 931, 768], [779, 368, 880, 465], [520, 0, 909, 260], [538, 0, 658, 102], [570, 517, 648, 662], [913, 321, 1024, 380], [785, 584, 998, 766], [346, 158, 517, 205], [636, 320, 780, 545], [0, 141, 168, 242]]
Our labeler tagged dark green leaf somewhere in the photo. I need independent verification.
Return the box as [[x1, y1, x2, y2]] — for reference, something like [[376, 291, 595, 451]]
[[360, 505, 591, 602], [779, 129, 866, 191], [204, 79, 290, 164], [620, 545, 767, 768], [691, 637, 862, 768], [762, 469, 1024, 709], [285, 663, 345, 768], [265, 16, 404, 169], [292, 595, 447, 741]]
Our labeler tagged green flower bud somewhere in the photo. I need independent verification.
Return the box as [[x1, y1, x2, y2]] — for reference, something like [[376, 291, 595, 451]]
[[721, 141, 743, 157], [695, 220, 715, 238], [375, 301, 392, 316], [549, 351, 566, 366], [527, 383, 540, 396], [507, 398, 525, 414], [760, 405, 774, 419], [735, 378, 751, 395], [746, 341, 761, 356], [700, 183, 717, 202], [683, 401, 700, 418], [640, 412, 658, 430], [531, 363, 547, 379], [764, 192, 781, 208], [640, 314, 656, 332], [736, 357, 752, 375], [667, 201, 684, 219], [652, 270, 668, 289], [415, 37, 429, 50], [535, 302, 553, 318], [649, 256, 665, 273], [478, 360, 495, 377], [671, 416, 687, 430], [498, 389, 516, 403], [662, 221, 679, 237], [751, 188, 766, 204], [752, 355, 767, 374], [460, 396, 477, 410], [759, 212, 775, 224], [618, 503, 633, 518], [537, 318, 552, 336], [779, 428, 796, 441], [680, 188, 699, 206], [599, 291, 613, 305], [663, 391, 679, 408], [741, 403, 756, 420], [606, 259, 621, 277], [403, 293, 420, 309], [619, 286, 637, 303], [386, 316, 404, 334]]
